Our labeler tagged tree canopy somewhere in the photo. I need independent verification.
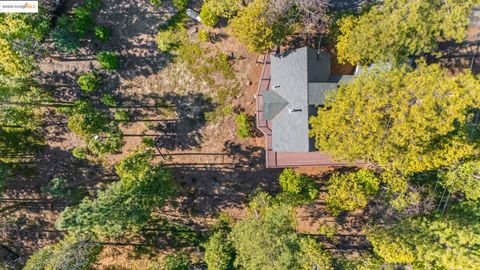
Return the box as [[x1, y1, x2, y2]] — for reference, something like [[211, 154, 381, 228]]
[[229, 204, 300, 270], [310, 62, 480, 174], [0, 13, 50, 77], [277, 168, 319, 204], [368, 203, 480, 268], [440, 160, 480, 200], [325, 169, 380, 215], [204, 231, 236, 270], [23, 234, 102, 270], [229, 0, 293, 53], [56, 151, 176, 238], [336, 0, 477, 65]]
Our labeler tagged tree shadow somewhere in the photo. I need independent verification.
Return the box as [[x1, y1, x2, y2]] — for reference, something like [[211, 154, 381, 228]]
[[148, 92, 215, 150]]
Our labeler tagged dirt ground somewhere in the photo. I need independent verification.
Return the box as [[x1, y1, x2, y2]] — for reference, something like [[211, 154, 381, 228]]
[[1, 0, 368, 268]]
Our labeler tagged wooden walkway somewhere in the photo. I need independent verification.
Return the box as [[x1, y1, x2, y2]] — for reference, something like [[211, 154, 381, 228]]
[[255, 53, 356, 168]]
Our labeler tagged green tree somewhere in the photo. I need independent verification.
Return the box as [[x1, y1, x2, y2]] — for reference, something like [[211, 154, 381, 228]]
[[229, 204, 302, 270], [204, 231, 236, 270], [325, 170, 380, 215], [86, 129, 124, 156], [51, 28, 80, 53], [56, 152, 176, 238], [367, 230, 415, 264], [298, 237, 333, 270], [440, 161, 480, 200], [310, 62, 480, 173], [336, 0, 477, 65], [66, 101, 110, 138], [96, 51, 119, 70], [164, 252, 191, 270], [23, 235, 102, 270], [229, 0, 292, 53], [277, 168, 319, 204], [368, 203, 480, 269], [0, 13, 50, 77], [77, 72, 101, 94], [200, 0, 241, 27], [235, 112, 251, 138]]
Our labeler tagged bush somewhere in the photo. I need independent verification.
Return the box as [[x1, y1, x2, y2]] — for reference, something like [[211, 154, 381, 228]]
[[41, 177, 87, 203], [200, 4, 219, 27], [100, 93, 117, 107], [317, 223, 338, 241], [204, 231, 235, 270], [235, 112, 251, 138], [72, 146, 88, 159], [95, 26, 111, 41], [77, 72, 101, 94], [198, 29, 210, 42], [141, 137, 156, 148], [200, 0, 240, 27], [72, 6, 93, 37], [51, 27, 80, 53], [156, 29, 180, 52], [86, 131, 124, 156], [85, 0, 101, 10], [163, 252, 190, 270], [278, 168, 319, 204], [97, 51, 119, 70], [326, 169, 380, 215], [150, 0, 163, 7], [67, 101, 110, 138], [114, 109, 130, 122], [173, 0, 188, 10]]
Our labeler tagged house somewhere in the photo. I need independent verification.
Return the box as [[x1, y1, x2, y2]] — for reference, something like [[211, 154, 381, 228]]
[[255, 47, 356, 168]]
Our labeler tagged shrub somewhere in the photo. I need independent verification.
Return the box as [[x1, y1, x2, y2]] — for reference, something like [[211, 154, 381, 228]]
[[173, 0, 188, 10], [97, 51, 119, 70], [200, 0, 240, 27], [66, 101, 110, 138], [86, 131, 124, 156], [204, 231, 235, 270], [41, 177, 87, 203], [95, 26, 111, 41], [198, 29, 210, 42], [200, 4, 219, 27], [141, 137, 156, 148], [317, 223, 338, 241], [278, 168, 319, 204], [77, 72, 101, 94], [163, 252, 190, 270], [100, 93, 117, 107], [326, 169, 380, 215], [150, 0, 163, 7], [235, 112, 251, 138], [114, 109, 130, 122], [85, 0, 101, 10], [72, 146, 88, 159], [156, 29, 180, 52], [72, 6, 93, 37], [51, 27, 80, 53]]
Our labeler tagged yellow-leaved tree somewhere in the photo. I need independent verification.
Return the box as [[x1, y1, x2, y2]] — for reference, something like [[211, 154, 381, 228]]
[[309, 62, 480, 174]]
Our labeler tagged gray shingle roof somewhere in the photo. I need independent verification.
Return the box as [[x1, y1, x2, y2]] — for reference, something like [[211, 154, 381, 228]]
[[264, 47, 354, 152], [262, 90, 288, 120]]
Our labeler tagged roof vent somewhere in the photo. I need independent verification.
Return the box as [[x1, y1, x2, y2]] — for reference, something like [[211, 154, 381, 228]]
[[288, 108, 302, 113]]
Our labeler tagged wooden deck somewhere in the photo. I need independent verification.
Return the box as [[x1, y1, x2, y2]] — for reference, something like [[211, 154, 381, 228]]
[[255, 53, 355, 168]]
